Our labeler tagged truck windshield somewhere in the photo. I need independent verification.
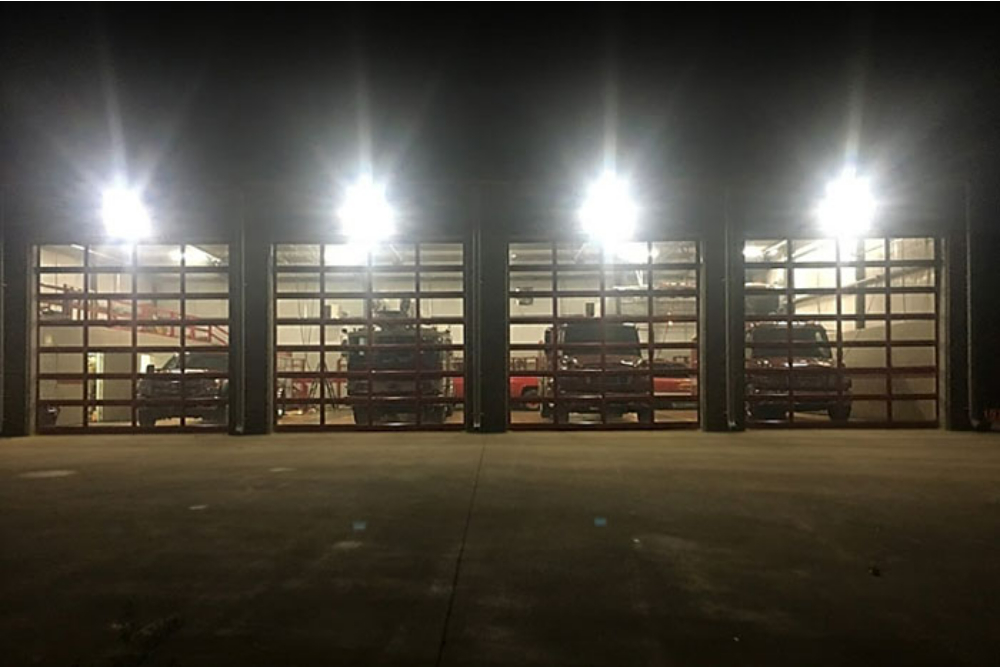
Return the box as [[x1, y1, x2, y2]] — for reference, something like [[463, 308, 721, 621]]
[[563, 323, 641, 355], [161, 352, 228, 371], [750, 327, 832, 359]]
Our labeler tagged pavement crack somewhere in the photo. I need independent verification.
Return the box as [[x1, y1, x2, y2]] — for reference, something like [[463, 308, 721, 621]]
[[435, 441, 486, 666]]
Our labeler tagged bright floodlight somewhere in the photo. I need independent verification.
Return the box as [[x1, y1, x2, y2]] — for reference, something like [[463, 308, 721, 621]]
[[815, 169, 876, 238], [337, 177, 395, 245], [102, 188, 152, 240], [579, 172, 638, 245]]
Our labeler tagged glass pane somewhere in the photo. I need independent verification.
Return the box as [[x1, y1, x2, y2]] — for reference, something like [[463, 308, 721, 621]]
[[325, 298, 366, 320], [651, 269, 698, 289], [890, 238, 935, 261], [90, 273, 132, 294], [323, 244, 366, 267], [277, 272, 320, 293], [39, 273, 84, 293], [556, 270, 600, 292], [39, 352, 83, 373], [891, 293, 935, 315], [183, 244, 228, 267], [88, 244, 133, 267], [419, 271, 463, 293], [86, 298, 133, 321], [185, 272, 229, 294], [276, 298, 321, 320], [372, 271, 416, 292], [38, 297, 82, 321], [792, 294, 837, 315], [605, 242, 652, 265], [277, 325, 320, 346], [557, 297, 602, 318], [420, 298, 463, 318], [890, 320, 935, 342], [39, 245, 85, 267], [186, 324, 229, 347], [510, 270, 552, 293], [88, 324, 132, 347], [186, 299, 230, 319], [137, 245, 182, 267], [557, 241, 601, 265], [890, 268, 935, 288], [39, 326, 83, 347], [277, 245, 321, 266], [652, 241, 698, 263], [324, 272, 365, 293], [793, 267, 837, 289], [510, 242, 552, 266], [420, 243, 463, 265], [136, 273, 181, 294], [791, 239, 836, 262], [373, 243, 415, 266]]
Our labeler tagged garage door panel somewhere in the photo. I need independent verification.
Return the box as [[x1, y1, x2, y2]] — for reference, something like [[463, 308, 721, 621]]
[[509, 239, 700, 430], [273, 242, 467, 430], [744, 236, 940, 428], [33, 244, 231, 432]]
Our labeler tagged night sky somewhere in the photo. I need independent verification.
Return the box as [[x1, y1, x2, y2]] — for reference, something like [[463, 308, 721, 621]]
[[2, 4, 998, 193]]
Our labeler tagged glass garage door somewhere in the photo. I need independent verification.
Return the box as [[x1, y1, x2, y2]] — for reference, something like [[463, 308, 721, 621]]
[[35, 244, 230, 432], [508, 241, 700, 429], [743, 237, 939, 427], [274, 243, 465, 429]]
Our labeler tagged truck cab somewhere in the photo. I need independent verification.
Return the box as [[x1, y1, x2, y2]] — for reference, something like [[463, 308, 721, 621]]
[[745, 322, 852, 421]]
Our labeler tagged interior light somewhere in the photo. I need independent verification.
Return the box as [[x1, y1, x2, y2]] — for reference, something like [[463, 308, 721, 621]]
[[815, 168, 876, 239], [102, 188, 152, 240], [579, 172, 638, 246], [337, 176, 395, 246]]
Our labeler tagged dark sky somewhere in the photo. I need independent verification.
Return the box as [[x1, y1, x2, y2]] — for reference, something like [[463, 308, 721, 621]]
[[2, 3, 999, 192]]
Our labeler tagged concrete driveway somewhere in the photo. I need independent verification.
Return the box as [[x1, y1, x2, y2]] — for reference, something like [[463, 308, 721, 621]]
[[1, 430, 999, 665]]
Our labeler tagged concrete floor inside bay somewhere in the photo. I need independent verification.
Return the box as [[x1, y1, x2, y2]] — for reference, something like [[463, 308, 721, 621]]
[[1, 431, 998, 666]]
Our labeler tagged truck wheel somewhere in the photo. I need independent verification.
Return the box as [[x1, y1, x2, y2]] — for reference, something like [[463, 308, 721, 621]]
[[422, 406, 447, 424], [521, 387, 540, 411], [540, 402, 552, 419], [636, 407, 654, 424], [555, 406, 570, 424], [352, 407, 370, 425], [138, 411, 157, 428], [828, 403, 852, 422]]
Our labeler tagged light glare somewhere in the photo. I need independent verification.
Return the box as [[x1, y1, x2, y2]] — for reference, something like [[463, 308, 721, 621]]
[[815, 169, 876, 239], [579, 172, 638, 246], [102, 188, 152, 240], [337, 177, 395, 246]]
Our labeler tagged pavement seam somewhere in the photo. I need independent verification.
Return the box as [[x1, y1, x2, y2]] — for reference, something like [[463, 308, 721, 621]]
[[435, 441, 487, 666]]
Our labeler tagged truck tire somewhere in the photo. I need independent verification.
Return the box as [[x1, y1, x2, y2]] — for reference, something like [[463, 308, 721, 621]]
[[636, 407, 654, 424], [521, 387, 540, 410], [138, 411, 157, 428], [352, 407, 370, 425], [828, 403, 852, 422], [422, 406, 447, 424], [555, 405, 571, 424]]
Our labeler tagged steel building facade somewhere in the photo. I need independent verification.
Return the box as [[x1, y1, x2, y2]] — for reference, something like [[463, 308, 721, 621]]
[[0, 180, 973, 436]]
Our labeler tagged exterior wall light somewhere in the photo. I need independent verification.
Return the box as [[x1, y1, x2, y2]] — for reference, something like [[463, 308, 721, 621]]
[[102, 187, 152, 240], [579, 172, 638, 247], [337, 176, 395, 246], [815, 168, 876, 239]]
